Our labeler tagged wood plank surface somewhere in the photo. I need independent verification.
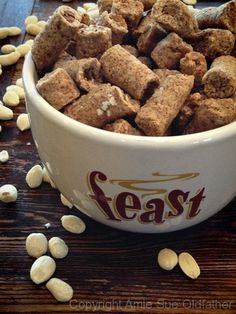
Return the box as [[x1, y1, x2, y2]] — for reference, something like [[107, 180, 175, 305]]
[[0, 1, 235, 313]]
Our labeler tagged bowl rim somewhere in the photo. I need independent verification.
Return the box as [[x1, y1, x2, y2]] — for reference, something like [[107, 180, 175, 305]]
[[23, 53, 236, 149]]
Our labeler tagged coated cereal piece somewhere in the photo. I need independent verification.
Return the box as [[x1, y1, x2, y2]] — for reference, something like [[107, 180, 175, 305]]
[[64, 84, 140, 128], [37, 68, 80, 110], [151, 0, 198, 38], [97, 0, 113, 14], [111, 0, 144, 29], [137, 23, 167, 55], [151, 33, 193, 69], [100, 44, 159, 101], [180, 51, 207, 86], [188, 28, 235, 60], [132, 12, 154, 40], [135, 74, 194, 136], [103, 119, 142, 135], [184, 98, 236, 134], [97, 12, 128, 45], [31, 6, 82, 72], [75, 25, 112, 59], [203, 55, 236, 99], [175, 93, 205, 133], [192, 0, 236, 33], [54, 58, 103, 92]]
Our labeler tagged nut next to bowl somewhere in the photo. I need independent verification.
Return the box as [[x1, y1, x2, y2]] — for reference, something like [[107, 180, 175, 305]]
[[23, 52, 236, 233]]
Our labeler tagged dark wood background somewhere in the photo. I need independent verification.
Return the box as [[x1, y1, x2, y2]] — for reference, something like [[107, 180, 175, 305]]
[[0, 1, 235, 313]]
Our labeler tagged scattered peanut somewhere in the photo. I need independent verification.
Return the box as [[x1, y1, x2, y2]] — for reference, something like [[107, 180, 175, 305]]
[[25, 15, 38, 25], [182, 0, 197, 5], [0, 27, 9, 40], [178, 252, 200, 279], [60, 193, 73, 209], [26, 23, 42, 36], [16, 113, 30, 131], [1, 44, 16, 54], [49, 237, 69, 259], [16, 44, 31, 57], [26, 164, 43, 188], [24, 39, 34, 48], [30, 255, 56, 284], [3, 90, 20, 107], [37, 20, 47, 29], [77, 6, 86, 14], [26, 233, 48, 258], [61, 215, 86, 234], [0, 150, 9, 163], [0, 105, 13, 120], [6, 85, 25, 99], [157, 248, 178, 271], [0, 51, 21, 66], [87, 8, 99, 20], [46, 278, 73, 302], [83, 2, 97, 11], [16, 78, 24, 88], [8, 26, 21, 36], [0, 184, 18, 203], [42, 166, 56, 188]]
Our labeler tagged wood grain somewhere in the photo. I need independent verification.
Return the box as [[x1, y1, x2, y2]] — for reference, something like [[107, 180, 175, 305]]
[[0, 1, 235, 313]]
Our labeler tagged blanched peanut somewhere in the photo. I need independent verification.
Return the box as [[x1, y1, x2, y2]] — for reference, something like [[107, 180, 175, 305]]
[[49, 237, 69, 259], [25, 15, 38, 25], [0, 184, 18, 203], [16, 44, 31, 57], [0, 150, 9, 163], [26, 165, 43, 188], [1, 44, 16, 54], [83, 2, 98, 11], [60, 194, 73, 209], [42, 166, 56, 188], [87, 8, 99, 20], [16, 78, 24, 88], [37, 20, 47, 29], [8, 27, 21, 36], [26, 23, 42, 36], [179, 252, 200, 279], [16, 113, 30, 131], [6, 85, 25, 99], [26, 233, 48, 258], [30, 255, 56, 284], [0, 51, 21, 66], [157, 248, 178, 271], [183, 0, 197, 5], [0, 105, 13, 120], [3, 91, 20, 107], [77, 6, 87, 14], [61, 215, 86, 234], [46, 278, 73, 302], [0, 27, 9, 40], [24, 39, 34, 48]]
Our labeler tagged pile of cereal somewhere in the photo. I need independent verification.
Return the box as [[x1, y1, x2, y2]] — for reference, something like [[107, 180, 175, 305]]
[[33, 0, 236, 136]]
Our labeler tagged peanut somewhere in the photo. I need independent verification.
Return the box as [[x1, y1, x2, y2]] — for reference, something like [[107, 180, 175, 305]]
[[0, 184, 18, 203], [0, 150, 9, 163], [26, 23, 42, 36], [157, 248, 178, 271], [6, 85, 25, 99], [48, 237, 69, 259], [0, 105, 13, 120], [60, 193, 73, 209], [16, 113, 30, 131], [26, 233, 48, 258], [3, 90, 20, 107], [61, 215, 86, 234], [178, 252, 200, 279], [46, 278, 73, 302], [1, 44, 16, 54], [30, 255, 56, 284], [26, 165, 43, 188], [0, 51, 21, 66], [25, 15, 38, 25]]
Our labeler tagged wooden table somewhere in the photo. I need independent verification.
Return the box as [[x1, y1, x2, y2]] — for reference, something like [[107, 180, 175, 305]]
[[0, 1, 235, 313]]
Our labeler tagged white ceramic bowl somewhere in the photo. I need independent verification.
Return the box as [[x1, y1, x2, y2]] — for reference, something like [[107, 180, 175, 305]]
[[23, 53, 236, 233]]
